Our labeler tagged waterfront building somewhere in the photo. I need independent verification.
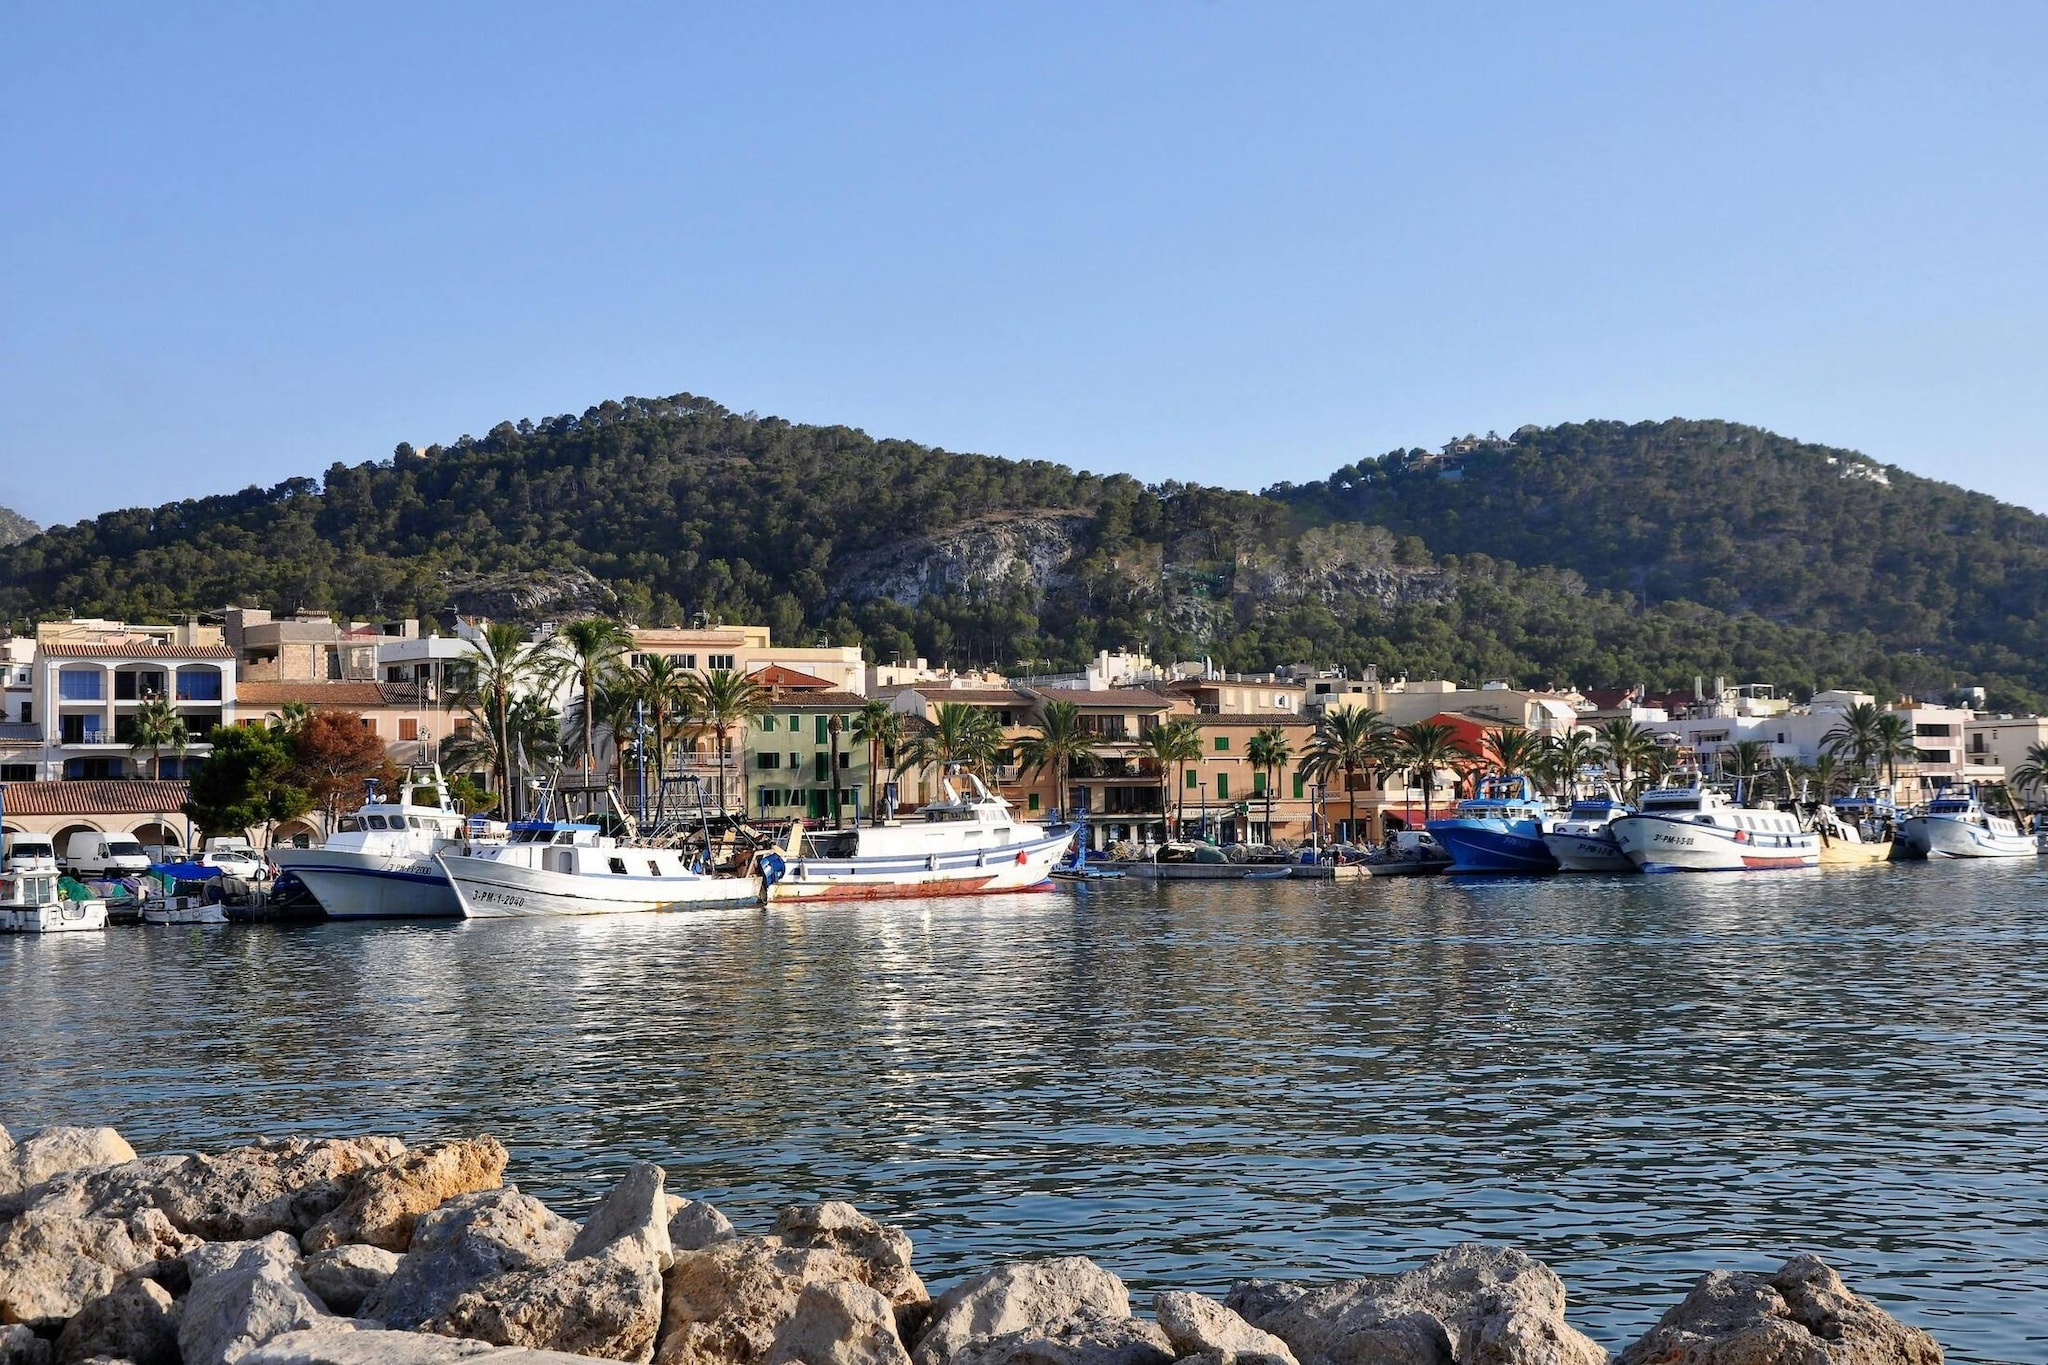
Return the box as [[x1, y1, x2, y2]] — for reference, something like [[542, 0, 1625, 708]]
[[750, 674, 870, 824], [32, 620, 235, 782], [629, 624, 866, 696], [1965, 714, 2048, 801], [223, 608, 381, 683]]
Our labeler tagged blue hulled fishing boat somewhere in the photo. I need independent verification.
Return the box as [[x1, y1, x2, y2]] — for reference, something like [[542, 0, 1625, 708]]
[[1427, 774, 1559, 874]]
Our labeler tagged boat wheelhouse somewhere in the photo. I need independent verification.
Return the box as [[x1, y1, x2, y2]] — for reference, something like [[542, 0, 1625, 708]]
[[1610, 785, 1818, 873], [1895, 784, 2035, 860], [1425, 774, 1559, 874], [1540, 790, 1637, 873], [0, 865, 108, 933]]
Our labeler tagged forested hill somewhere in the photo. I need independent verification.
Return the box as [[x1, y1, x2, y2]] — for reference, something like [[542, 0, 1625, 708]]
[[0, 505, 36, 547], [0, 395, 2037, 706], [1271, 420, 2048, 700]]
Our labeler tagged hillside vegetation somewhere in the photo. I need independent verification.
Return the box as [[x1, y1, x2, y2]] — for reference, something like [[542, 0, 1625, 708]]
[[0, 396, 2023, 706]]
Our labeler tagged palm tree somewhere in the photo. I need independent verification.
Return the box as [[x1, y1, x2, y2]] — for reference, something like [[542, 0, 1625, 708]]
[[1393, 720, 1470, 824], [1303, 707, 1393, 844], [445, 623, 558, 817], [2008, 742, 2048, 810], [1593, 718, 1660, 798], [1874, 712, 1918, 787], [272, 700, 314, 737], [1722, 739, 1773, 795], [130, 696, 189, 780], [685, 668, 768, 817], [1480, 725, 1543, 778], [1545, 727, 1601, 797], [1822, 702, 1885, 777], [553, 617, 633, 777], [895, 703, 1006, 802], [851, 700, 905, 823], [631, 655, 692, 819], [1157, 718, 1205, 834], [1014, 699, 1098, 825], [1246, 724, 1294, 843], [1135, 722, 1190, 842], [1811, 752, 1844, 800]]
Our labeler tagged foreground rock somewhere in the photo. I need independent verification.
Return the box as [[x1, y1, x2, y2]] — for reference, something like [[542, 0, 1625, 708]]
[[1617, 1255, 1942, 1365], [0, 1200, 198, 1327], [301, 1138, 508, 1254], [656, 1236, 868, 1365], [423, 1248, 664, 1363], [0, 1127, 137, 1199], [569, 1162, 675, 1273], [913, 1258, 1146, 1365], [776, 1204, 928, 1332], [668, 1198, 736, 1253], [1154, 1291, 1297, 1365], [52, 1274, 179, 1365], [0, 1325, 49, 1365], [300, 1244, 403, 1317], [767, 1282, 912, 1365], [244, 1326, 607, 1363], [179, 1234, 335, 1365], [1227, 1243, 1606, 1365], [360, 1188, 578, 1330]]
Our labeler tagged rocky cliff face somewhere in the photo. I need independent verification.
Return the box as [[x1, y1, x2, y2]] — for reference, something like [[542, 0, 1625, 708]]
[[0, 504, 38, 548], [833, 512, 1092, 606]]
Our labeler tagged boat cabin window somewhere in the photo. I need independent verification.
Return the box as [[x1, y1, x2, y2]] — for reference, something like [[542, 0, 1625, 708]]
[[366, 815, 389, 829], [648, 860, 662, 877], [1648, 799, 1701, 813], [609, 857, 629, 875], [408, 816, 424, 829], [337, 818, 360, 832], [554, 832, 576, 845]]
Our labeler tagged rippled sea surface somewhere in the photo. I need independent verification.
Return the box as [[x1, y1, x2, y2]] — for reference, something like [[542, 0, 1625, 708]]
[[6, 863, 2047, 1362]]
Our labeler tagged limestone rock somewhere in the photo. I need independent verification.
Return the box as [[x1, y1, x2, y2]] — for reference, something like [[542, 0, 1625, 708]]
[[0, 1325, 51, 1365], [422, 1246, 665, 1363], [186, 1233, 303, 1282], [1227, 1244, 1604, 1365], [149, 1138, 407, 1242], [359, 1188, 578, 1331], [655, 1235, 868, 1365], [298, 1245, 401, 1317], [568, 1162, 674, 1272], [243, 1325, 599, 1362], [669, 1197, 737, 1252], [913, 1259, 1132, 1365], [768, 1281, 912, 1365], [1154, 1293, 1297, 1365], [775, 1204, 927, 1315], [948, 1314, 1175, 1365], [178, 1257, 332, 1365], [0, 1204, 198, 1328], [7, 1129, 137, 1196], [53, 1276, 178, 1365], [300, 1138, 506, 1255], [1617, 1255, 1942, 1365]]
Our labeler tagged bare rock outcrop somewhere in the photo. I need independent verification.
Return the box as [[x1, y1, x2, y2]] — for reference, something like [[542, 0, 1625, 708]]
[[655, 1236, 868, 1365], [0, 1325, 50, 1365], [1153, 1292, 1296, 1365], [300, 1139, 507, 1254], [912, 1258, 1134, 1365], [56, 1137, 407, 1242], [52, 1275, 178, 1365], [669, 1198, 737, 1252], [1616, 1256, 1942, 1365], [1226, 1244, 1605, 1365], [768, 1282, 913, 1365], [570, 1162, 674, 1273], [359, 1189, 578, 1331], [946, 1315, 1173, 1365], [299, 1245, 402, 1318]]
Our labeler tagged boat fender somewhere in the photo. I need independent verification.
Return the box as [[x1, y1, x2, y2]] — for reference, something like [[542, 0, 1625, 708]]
[[1734, 829, 1747, 843], [1016, 850, 1028, 865], [758, 851, 786, 889]]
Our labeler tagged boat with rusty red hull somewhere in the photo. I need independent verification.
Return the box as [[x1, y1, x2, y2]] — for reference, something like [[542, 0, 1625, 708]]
[[765, 774, 1070, 901]]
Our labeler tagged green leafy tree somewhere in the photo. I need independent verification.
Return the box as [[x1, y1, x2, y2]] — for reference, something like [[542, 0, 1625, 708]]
[[895, 702, 1005, 801], [553, 617, 633, 776], [1823, 702, 1885, 776], [444, 623, 559, 815], [2008, 742, 2048, 809], [182, 725, 311, 842], [1544, 727, 1601, 797], [1593, 719, 1660, 799], [1480, 725, 1543, 778], [1874, 712, 1917, 786]]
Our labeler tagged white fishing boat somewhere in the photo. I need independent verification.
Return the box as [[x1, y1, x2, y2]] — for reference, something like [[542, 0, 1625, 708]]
[[436, 821, 761, 918], [0, 863, 108, 933], [270, 772, 472, 920], [1611, 785, 1820, 872], [1895, 784, 2036, 859], [765, 773, 1069, 901], [1540, 791, 1637, 873], [140, 893, 230, 925]]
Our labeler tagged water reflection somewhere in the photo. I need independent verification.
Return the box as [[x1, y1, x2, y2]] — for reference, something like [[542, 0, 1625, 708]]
[[4, 864, 2045, 1363]]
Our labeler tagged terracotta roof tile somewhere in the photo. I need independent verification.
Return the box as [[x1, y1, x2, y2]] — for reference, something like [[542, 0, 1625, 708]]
[[235, 681, 388, 707], [767, 691, 868, 708], [1024, 687, 1176, 707], [0, 780, 192, 816], [1194, 713, 1317, 726]]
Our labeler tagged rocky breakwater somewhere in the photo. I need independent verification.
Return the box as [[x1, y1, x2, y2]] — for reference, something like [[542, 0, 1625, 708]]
[[1, 1124, 1945, 1365]]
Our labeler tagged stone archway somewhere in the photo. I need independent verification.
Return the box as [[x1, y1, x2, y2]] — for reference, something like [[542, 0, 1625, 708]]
[[271, 818, 320, 850], [131, 821, 184, 854]]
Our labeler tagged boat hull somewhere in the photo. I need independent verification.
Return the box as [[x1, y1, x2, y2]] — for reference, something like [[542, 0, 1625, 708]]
[[1427, 821, 1559, 874], [1541, 830, 1638, 873], [142, 897, 229, 925], [272, 848, 464, 920], [769, 829, 1069, 901], [1895, 815, 2036, 860], [0, 900, 109, 933], [1817, 835, 1892, 866], [1611, 816, 1819, 872], [437, 853, 762, 918]]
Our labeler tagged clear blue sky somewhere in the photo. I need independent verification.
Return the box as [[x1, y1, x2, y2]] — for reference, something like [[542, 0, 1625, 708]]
[[5, 3, 2044, 526]]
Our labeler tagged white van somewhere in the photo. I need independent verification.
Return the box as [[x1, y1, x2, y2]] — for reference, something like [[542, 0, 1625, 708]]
[[3, 833, 59, 872], [62, 832, 152, 878]]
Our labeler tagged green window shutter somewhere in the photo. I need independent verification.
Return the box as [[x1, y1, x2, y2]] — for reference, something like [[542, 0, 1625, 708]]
[[1214, 736, 1228, 752], [762, 715, 776, 733], [1217, 773, 1229, 799], [815, 753, 829, 780], [816, 715, 829, 743], [1185, 770, 1197, 789], [1292, 772, 1306, 799], [1028, 793, 1041, 811], [1253, 771, 1266, 793]]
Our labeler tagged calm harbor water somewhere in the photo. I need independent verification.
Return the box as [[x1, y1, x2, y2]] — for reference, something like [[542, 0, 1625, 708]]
[[5, 864, 2046, 1364]]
